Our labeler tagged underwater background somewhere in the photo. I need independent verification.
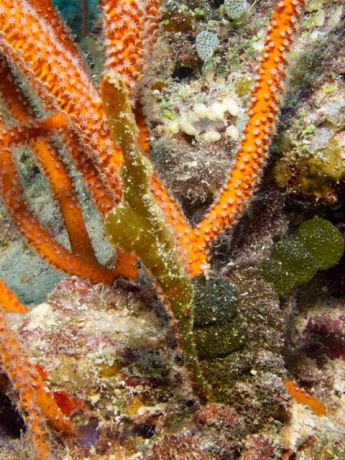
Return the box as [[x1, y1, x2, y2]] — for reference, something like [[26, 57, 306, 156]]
[[0, 0, 345, 458]]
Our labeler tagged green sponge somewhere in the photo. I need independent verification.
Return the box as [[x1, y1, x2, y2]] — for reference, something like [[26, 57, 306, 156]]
[[261, 218, 344, 295]]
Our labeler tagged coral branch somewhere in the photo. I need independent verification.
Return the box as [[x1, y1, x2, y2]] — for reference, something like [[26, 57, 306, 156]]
[[0, 303, 74, 459], [180, 0, 305, 275], [0, 0, 123, 199], [60, 129, 116, 217], [0, 58, 108, 269], [27, 0, 85, 64], [101, 0, 161, 96], [0, 278, 27, 313], [0, 146, 115, 284], [32, 137, 100, 263]]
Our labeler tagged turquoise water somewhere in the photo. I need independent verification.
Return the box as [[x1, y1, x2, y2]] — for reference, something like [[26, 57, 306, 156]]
[[52, 0, 99, 37]]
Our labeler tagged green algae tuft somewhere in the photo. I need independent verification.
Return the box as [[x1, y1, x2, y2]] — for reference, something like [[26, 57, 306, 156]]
[[260, 218, 344, 295]]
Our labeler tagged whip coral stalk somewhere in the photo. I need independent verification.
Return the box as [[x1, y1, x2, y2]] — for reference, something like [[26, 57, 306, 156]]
[[0, 281, 73, 459], [177, 0, 306, 274], [0, 0, 122, 198], [119, 0, 306, 276], [101, 0, 161, 96]]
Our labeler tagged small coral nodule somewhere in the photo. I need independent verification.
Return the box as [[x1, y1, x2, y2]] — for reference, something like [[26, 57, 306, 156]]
[[224, 0, 249, 20], [195, 31, 220, 62]]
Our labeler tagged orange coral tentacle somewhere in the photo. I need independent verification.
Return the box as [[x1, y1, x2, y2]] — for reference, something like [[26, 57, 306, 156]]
[[60, 129, 115, 216], [181, 0, 305, 275], [0, 114, 67, 148], [27, 0, 88, 68], [0, 55, 30, 124], [101, 0, 146, 92], [0, 52, 136, 280], [113, 250, 139, 279], [0, 308, 51, 459], [283, 379, 328, 416], [0, 47, 115, 219], [0, 294, 74, 450], [0, 278, 27, 313], [0, 0, 123, 200], [0, 304, 74, 458], [101, 0, 161, 95], [0, 63, 101, 265], [32, 137, 100, 263], [0, 147, 115, 284]]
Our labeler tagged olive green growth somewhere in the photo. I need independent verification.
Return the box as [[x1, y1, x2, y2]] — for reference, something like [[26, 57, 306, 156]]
[[193, 275, 240, 359], [101, 74, 209, 398], [260, 218, 344, 295], [193, 274, 238, 329]]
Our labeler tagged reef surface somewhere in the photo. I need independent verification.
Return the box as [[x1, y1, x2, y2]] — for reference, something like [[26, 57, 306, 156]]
[[0, 0, 345, 458]]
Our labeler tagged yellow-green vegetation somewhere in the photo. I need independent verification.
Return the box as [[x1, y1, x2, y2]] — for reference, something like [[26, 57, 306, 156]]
[[260, 218, 344, 295], [101, 74, 209, 398], [274, 138, 345, 197]]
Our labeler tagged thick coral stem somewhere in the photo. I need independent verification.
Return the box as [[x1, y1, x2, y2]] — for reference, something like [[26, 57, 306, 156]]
[[60, 129, 115, 216], [27, 0, 87, 66]]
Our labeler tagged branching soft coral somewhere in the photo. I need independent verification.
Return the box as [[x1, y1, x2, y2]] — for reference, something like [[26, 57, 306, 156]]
[[0, 0, 306, 455]]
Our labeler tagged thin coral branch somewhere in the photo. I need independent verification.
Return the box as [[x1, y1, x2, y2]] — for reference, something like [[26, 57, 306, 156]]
[[0, 114, 67, 148], [0, 0, 123, 200], [0, 278, 27, 313], [33, 136, 100, 263], [179, 0, 306, 275], [0, 57, 109, 269], [60, 129, 116, 217], [101, 0, 161, 96], [0, 145, 115, 284], [0, 290, 74, 458]]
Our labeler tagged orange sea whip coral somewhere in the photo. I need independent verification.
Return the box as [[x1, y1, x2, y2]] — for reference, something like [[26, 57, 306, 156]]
[[101, 0, 306, 276], [0, 280, 73, 460], [0, 63, 116, 284], [175, 0, 305, 274], [0, 0, 122, 199], [101, 0, 161, 96], [0, 0, 305, 277], [114, 0, 305, 275]]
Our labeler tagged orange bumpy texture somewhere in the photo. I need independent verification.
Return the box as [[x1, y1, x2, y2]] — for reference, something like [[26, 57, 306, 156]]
[[101, 0, 160, 96], [0, 286, 74, 459], [135, 0, 305, 275]]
